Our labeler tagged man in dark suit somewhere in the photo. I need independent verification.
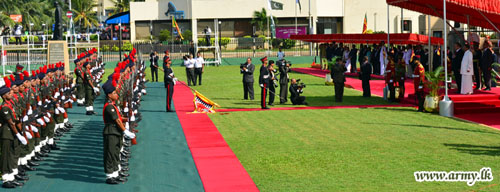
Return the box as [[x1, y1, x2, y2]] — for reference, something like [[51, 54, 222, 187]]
[[267, 60, 277, 106], [259, 57, 270, 109], [360, 56, 372, 97], [241, 57, 255, 100], [452, 42, 464, 93], [279, 60, 291, 104], [472, 43, 482, 90], [481, 41, 494, 91], [349, 45, 358, 73], [331, 58, 347, 102], [373, 45, 381, 75], [326, 44, 334, 62], [149, 51, 159, 82]]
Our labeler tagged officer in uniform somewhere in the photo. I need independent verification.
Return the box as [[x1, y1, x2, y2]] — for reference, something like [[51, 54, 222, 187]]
[[74, 56, 85, 106], [102, 81, 135, 184], [162, 59, 176, 112], [331, 58, 347, 102], [413, 59, 426, 112], [279, 60, 290, 104], [259, 57, 270, 109]]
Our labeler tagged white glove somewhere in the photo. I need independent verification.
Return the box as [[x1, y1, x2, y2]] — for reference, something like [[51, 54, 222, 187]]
[[260, 84, 264, 88], [38, 101, 42, 106], [55, 109, 60, 114], [72, 94, 76, 98], [93, 87, 99, 93], [124, 107, 129, 113], [37, 118, 45, 126], [47, 113, 51, 118], [16, 133, 27, 145], [125, 122, 130, 130], [58, 107, 66, 113], [130, 115, 136, 122], [22, 115, 28, 122], [31, 125, 38, 133], [61, 95, 66, 100], [25, 131, 32, 139], [43, 116, 50, 123], [124, 129, 136, 139], [54, 92, 60, 98], [27, 108, 33, 115]]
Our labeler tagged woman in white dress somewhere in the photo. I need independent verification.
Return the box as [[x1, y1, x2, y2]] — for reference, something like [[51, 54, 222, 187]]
[[343, 47, 351, 72]]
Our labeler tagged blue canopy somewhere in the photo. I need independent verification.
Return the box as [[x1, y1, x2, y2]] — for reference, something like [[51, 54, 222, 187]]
[[105, 11, 129, 24]]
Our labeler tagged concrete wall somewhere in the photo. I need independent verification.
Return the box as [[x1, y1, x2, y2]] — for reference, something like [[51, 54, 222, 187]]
[[316, 0, 343, 17], [343, 0, 422, 34]]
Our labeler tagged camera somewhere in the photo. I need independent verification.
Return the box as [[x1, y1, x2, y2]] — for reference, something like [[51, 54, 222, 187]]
[[297, 79, 306, 89], [240, 63, 246, 69]]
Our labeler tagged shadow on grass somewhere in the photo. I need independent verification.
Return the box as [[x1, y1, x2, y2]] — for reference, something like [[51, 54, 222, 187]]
[[443, 143, 500, 156], [305, 95, 393, 106], [363, 122, 500, 135]]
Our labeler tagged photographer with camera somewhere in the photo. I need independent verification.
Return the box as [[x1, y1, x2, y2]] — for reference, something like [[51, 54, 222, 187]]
[[279, 60, 291, 104], [289, 79, 307, 105], [240, 57, 255, 100]]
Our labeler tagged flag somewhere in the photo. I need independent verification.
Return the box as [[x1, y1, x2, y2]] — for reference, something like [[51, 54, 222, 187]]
[[296, 0, 301, 13], [270, 0, 283, 10], [172, 16, 184, 40], [193, 91, 220, 113], [362, 13, 368, 34]]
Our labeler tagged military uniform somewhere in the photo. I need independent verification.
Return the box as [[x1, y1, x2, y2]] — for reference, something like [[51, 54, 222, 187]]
[[258, 57, 270, 109], [164, 64, 175, 112], [413, 61, 426, 112], [385, 60, 396, 102], [279, 62, 290, 104]]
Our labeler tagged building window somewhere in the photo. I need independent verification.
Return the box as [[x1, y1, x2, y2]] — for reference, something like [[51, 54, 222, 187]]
[[433, 31, 442, 38], [403, 20, 412, 32]]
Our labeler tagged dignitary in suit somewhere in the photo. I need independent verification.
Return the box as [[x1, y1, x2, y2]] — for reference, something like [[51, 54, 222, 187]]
[[241, 57, 255, 100], [331, 58, 347, 102], [149, 51, 159, 82], [359, 56, 372, 97], [279, 60, 291, 104], [349, 45, 358, 73], [481, 41, 494, 91], [452, 42, 464, 93], [461, 44, 474, 95], [472, 43, 482, 90], [259, 57, 270, 109]]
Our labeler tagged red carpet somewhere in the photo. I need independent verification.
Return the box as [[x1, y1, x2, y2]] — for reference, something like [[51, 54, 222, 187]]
[[173, 82, 259, 192], [455, 113, 500, 130], [291, 67, 417, 103], [218, 104, 414, 112]]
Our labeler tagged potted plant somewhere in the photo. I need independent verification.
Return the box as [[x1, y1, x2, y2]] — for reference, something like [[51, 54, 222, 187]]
[[424, 66, 444, 112]]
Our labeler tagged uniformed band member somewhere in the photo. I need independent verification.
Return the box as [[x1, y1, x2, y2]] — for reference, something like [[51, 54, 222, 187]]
[[413, 59, 426, 112], [359, 56, 372, 97], [331, 58, 347, 102], [162, 58, 177, 112], [241, 57, 255, 100], [395, 55, 406, 100], [279, 60, 290, 104], [259, 56, 270, 109]]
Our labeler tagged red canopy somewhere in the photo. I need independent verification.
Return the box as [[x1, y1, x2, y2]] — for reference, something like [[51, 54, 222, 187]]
[[387, 0, 500, 31], [290, 33, 444, 45]]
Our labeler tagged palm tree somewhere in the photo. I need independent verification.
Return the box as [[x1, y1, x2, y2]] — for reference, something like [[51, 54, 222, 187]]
[[72, 0, 98, 33], [111, 0, 131, 14], [250, 8, 267, 35]]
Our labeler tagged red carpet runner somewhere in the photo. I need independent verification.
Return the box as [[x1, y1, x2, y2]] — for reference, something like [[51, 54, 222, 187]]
[[173, 82, 259, 192]]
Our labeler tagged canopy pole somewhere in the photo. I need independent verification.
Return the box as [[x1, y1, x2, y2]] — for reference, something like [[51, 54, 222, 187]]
[[439, 0, 454, 117], [387, 4, 390, 47], [427, 5, 466, 42], [466, 15, 470, 44], [428, 14, 432, 72], [477, 10, 500, 33]]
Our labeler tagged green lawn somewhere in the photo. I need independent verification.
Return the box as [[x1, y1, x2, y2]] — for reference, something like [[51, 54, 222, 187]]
[[209, 108, 500, 191], [120, 64, 394, 109]]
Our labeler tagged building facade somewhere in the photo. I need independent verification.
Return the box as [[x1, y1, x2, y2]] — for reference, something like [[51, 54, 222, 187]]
[[129, 0, 448, 42]]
